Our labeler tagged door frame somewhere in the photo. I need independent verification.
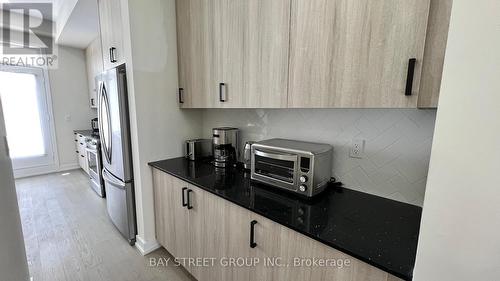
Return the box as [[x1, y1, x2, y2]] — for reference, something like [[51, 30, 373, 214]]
[[0, 64, 61, 178]]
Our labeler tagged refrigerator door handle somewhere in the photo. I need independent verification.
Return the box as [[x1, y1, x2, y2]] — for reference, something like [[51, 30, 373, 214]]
[[104, 87, 112, 163], [98, 82, 107, 159], [99, 82, 112, 164], [102, 169, 126, 189], [98, 81, 104, 136]]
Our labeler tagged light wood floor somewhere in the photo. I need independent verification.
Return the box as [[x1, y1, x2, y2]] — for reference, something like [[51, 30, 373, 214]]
[[15, 170, 195, 281]]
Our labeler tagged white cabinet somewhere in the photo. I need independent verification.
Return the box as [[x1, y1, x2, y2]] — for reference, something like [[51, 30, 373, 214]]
[[75, 133, 89, 175], [98, 0, 126, 70], [85, 37, 104, 109]]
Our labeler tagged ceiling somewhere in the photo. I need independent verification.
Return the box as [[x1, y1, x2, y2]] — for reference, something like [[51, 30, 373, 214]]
[[0, 0, 60, 21], [56, 0, 99, 48], [0, 0, 99, 49]]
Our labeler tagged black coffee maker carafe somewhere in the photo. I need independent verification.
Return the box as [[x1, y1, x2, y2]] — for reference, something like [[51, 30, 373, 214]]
[[91, 118, 99, 134]]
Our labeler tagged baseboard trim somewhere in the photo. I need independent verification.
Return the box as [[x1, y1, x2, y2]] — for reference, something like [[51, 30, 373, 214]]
[[14, 163, 81, 179], [135, 235, 161, 256], [14, 164, 58, 179], [58, 163, 80, 172]]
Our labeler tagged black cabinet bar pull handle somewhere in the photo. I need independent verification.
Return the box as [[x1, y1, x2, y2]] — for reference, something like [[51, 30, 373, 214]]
[[109, 47, 117, 63], [178, 88, 184, 104], [250, 220, 257, 248], [405, 58, 417, 96], [219, 83, 226, 102], [182, 187, 188, 207], [187, 189, 193, 210]]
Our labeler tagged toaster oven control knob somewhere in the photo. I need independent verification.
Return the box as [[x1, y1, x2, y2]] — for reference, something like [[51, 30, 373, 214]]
[[299, 176, 308, 183], [299, 185, 307, 192]]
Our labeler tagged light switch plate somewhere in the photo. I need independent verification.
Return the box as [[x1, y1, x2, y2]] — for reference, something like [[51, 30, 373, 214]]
[[350, 139, 365, 159]]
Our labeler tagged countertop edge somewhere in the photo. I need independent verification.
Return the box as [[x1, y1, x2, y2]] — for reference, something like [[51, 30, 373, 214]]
[[74, 129, 93, 134], [148, 161, 413, 281]]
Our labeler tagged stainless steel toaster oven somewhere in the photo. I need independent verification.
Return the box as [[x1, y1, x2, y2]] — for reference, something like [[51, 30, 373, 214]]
[[251, 139, 333, 197]]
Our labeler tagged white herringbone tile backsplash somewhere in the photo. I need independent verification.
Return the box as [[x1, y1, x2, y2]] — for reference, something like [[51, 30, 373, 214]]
[[201, 109, 437, 206]]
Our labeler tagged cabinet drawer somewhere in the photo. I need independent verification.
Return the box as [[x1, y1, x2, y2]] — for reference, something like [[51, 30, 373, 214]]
[[77, 134, 87, 143], [74, 133, 81, 153]]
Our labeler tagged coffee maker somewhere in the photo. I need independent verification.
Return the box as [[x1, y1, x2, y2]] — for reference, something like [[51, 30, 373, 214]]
[[91, 118, 99, 136], [212, 127, 239, 168]]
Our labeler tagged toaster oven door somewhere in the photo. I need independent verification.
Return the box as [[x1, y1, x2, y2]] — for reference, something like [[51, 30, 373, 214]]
[[253, 149, 298, 189]]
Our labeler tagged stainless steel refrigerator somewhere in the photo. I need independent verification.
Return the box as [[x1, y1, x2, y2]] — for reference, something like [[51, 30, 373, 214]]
[[97, 64, 137, 245]]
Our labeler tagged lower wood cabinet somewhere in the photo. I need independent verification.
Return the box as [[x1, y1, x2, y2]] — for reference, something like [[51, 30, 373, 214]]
[[152, 171, 189, 259], [271, 226, 401, 281], [152, 168, 402, 281]]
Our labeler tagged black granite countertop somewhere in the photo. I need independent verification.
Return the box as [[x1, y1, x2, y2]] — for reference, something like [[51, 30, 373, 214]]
[[74, 130, 99, 140], [149, 157, 422, 280]]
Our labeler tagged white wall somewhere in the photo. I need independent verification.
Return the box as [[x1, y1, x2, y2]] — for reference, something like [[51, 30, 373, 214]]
[[413, 1, 500, 280], [202, 109, 436, 206], [0, 99, 30, 281], [48, 45, 96, 170], [121, 0, 202, 253]]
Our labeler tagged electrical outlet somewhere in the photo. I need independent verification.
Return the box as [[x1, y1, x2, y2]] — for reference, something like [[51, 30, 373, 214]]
[[350, 139, 365, 159]]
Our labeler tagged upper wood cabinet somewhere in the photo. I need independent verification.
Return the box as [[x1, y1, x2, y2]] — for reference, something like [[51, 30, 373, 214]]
[[85, 37, 104, 108], [288, 0, 431, 108], [176, 0, 218, 108], [218, 0, 290, 108], [417, 0, 453, 108], [175, 0, 449, 109], [176, 0, 290, 108], [98, 0, 126, 70]]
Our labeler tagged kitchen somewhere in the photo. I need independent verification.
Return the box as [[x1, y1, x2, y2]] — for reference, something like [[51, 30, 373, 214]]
[[0, 1, 499, 281]]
